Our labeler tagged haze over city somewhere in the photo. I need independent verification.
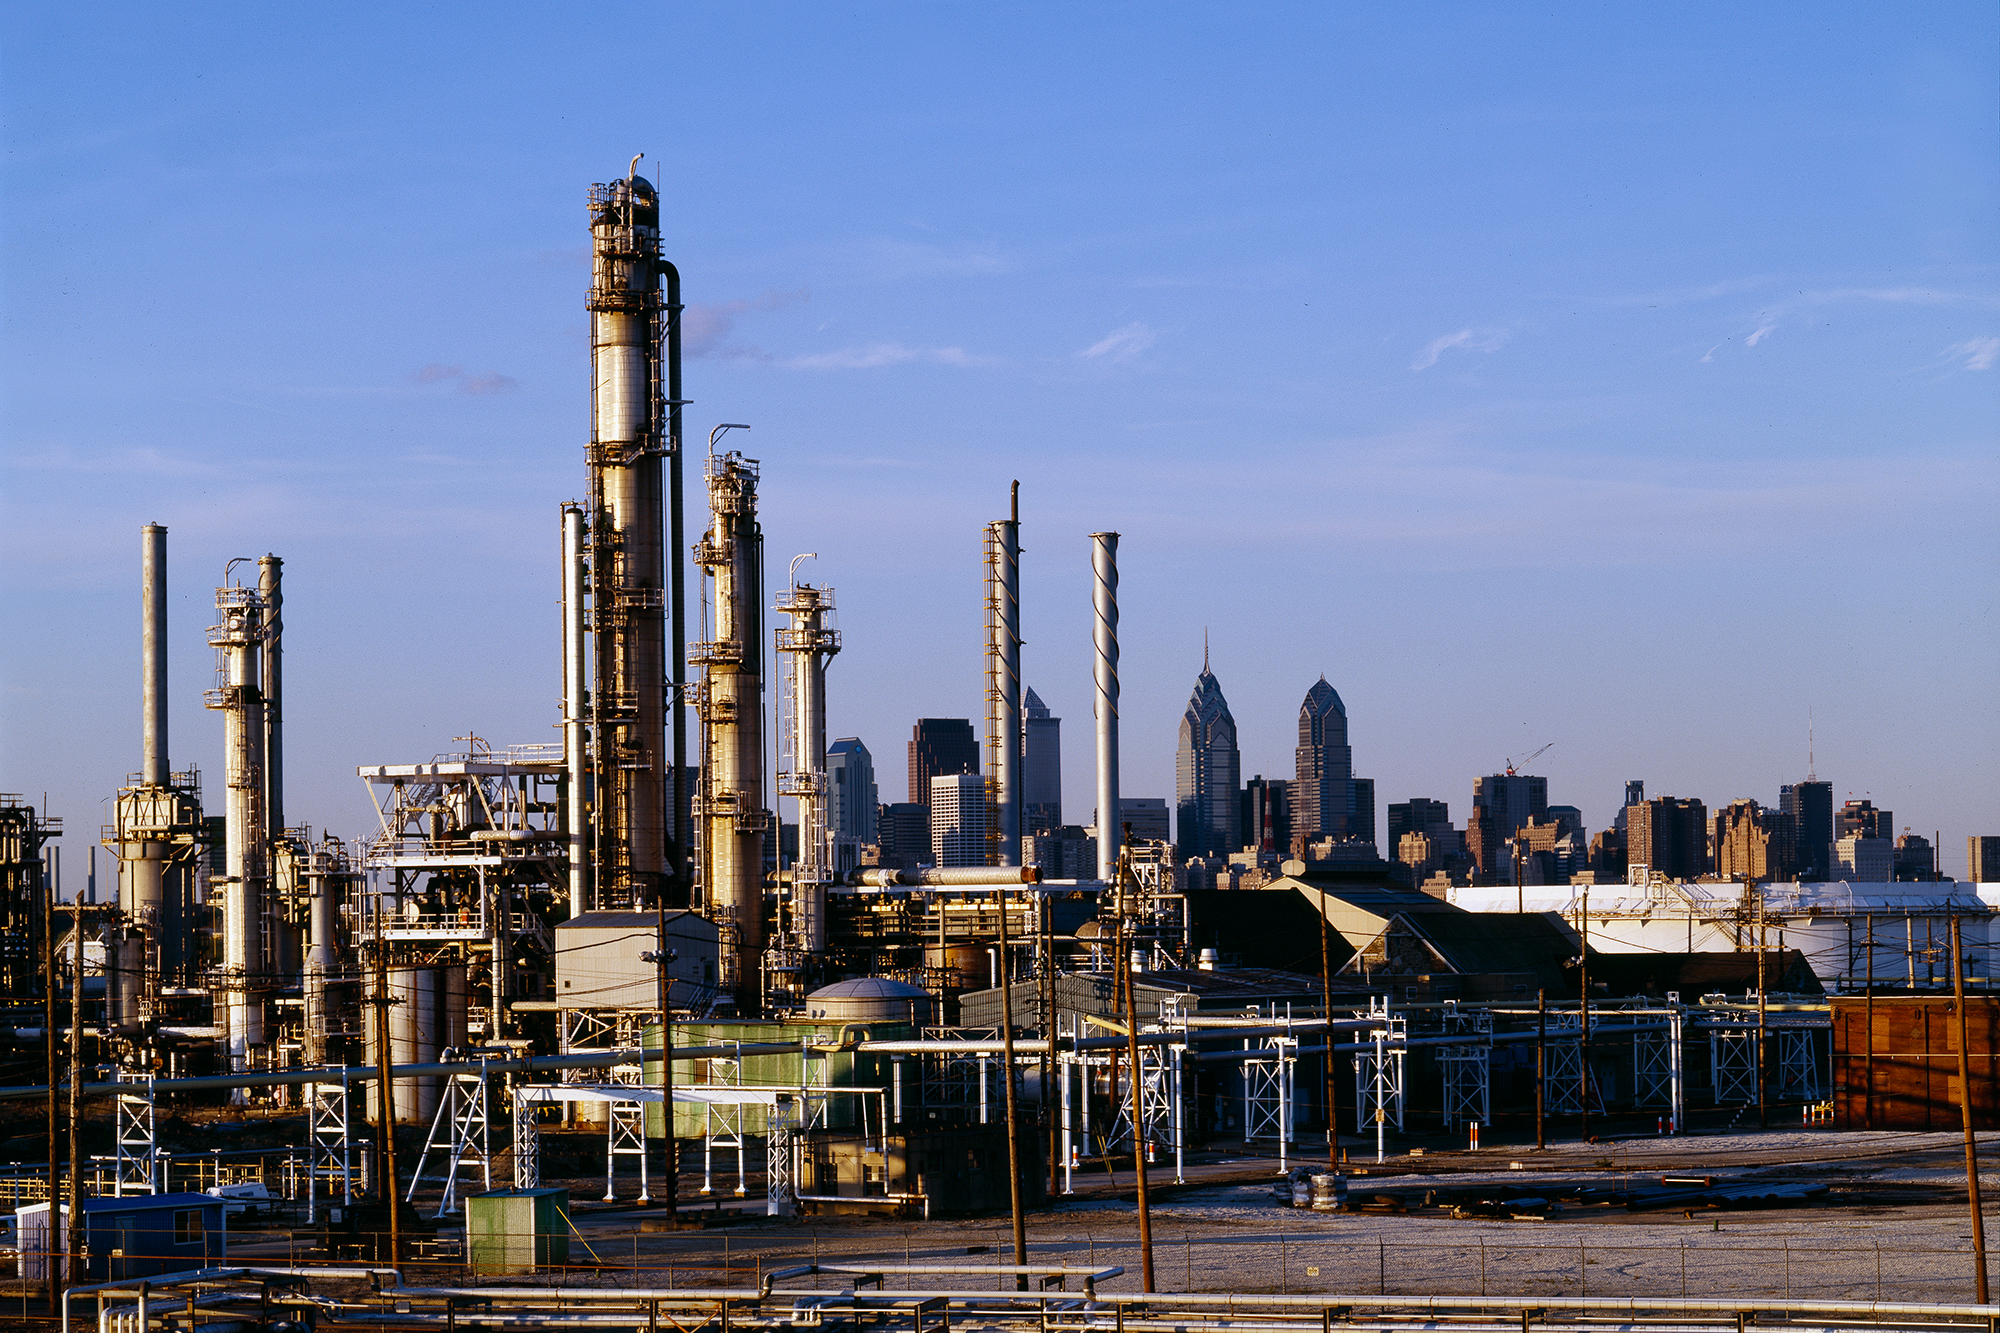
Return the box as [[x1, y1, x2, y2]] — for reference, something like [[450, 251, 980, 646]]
[[2, 5, 1994, 864]]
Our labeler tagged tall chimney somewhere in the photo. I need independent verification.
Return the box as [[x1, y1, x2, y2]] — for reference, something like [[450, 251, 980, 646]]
[[1092, 533, 1120, 882], [142, 524, 168, 786]]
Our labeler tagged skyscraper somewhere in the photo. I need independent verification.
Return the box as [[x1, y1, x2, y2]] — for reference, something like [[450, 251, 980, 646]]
[[1023, 687, 1062, 834], [827, 738, 877, 844], [930, 773, 990, 868], [908, 718, 979, 803], [1627, 796, 1709, 880], [1969, 836, 2000, 882], [877, 802, 931, 869], [1836, 799, 1893, 842], [1779, 780, 1833, 880], [1293, 677, 1351, 843], [1241, 776, 1292, 853], [1472, 774, 1549, 839], [1713, 799, 1796, 881], [1349, 777, 1376, 850], [1175, 656, 1240, 858], [1387, 798, 1455, 852]]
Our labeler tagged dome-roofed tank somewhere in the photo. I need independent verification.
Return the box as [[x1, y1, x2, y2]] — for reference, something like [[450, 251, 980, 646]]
[[804, 976, 934, 1024]]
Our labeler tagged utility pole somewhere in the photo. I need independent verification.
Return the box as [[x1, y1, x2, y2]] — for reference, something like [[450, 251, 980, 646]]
[[1864, 915, 1875, 1130], [1535, 989, 1546, 1150], [42, 875, 58, 1302], [1322, 913, 1337, 1167], [1755, 881, 1768, 1130], [1042, 906, 1058, 1199], [1951, 913, 1988, 1304], [1119, 904, 1155, 1293], [994, 886, 1027, 1284], [67, 906, 82, 1287], [370, 925, 401, 1265], [1578, 890, 1590, 1142]]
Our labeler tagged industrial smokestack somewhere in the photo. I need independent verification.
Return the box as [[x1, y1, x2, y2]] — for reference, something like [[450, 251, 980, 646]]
[[142, 524, 168, 786], [207, 561, 270, 1071], [1092, 533, 1120, 882], [986, 498, 1023, 866]]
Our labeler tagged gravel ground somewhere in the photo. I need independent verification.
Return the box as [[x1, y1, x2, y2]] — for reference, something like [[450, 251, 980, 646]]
[[546, 1131, 1998, 1302]]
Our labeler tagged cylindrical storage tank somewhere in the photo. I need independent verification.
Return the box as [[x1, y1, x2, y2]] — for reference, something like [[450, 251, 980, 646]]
[[803, 978, 935, 1026], [367, 966, 443, 1123], [926, 945, 995, 995], [440, 965, 470, 1051]]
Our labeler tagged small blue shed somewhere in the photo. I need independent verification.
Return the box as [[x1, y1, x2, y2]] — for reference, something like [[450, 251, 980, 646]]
[[79, 1193, 226, 1281]]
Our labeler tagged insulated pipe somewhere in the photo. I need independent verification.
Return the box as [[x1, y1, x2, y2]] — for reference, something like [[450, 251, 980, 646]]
[[1091, 533, 1120, 881], [561, 504, 588, 916], [141, 525, 168, 786], [258, 556, 283, 841], [847, 866, 1041, 887]]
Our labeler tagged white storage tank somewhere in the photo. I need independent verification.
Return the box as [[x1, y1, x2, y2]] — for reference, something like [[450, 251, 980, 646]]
[[803, 977, 934, 1024]]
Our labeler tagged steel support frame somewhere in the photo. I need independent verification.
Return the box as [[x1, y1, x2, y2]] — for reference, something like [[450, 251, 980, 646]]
[[407, 1068, 492, 1217], [307, 1075, 353, 1223], [1711, 1028, 1758, 1106], [114, 1076, 158, 1197]]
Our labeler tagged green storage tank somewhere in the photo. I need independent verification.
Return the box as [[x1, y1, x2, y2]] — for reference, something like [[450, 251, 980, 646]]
[[466, 1188, 570, 1275]]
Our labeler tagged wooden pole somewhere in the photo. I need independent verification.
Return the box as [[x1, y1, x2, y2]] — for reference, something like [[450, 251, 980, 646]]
[[1120, 905, 1155, 1292], [1043, 903, 1058, 1199], [1535, 989, 1546, 1150], [42, 874, 58, 1301], [1756, 882, 1768, 1130], [371, 920, 400, 1266], [1864, 915, 1875, 1130], [994, 888, 1027, 1283], [1578, 890, 1590, 1141], [66, 907, 81, 1286], [1951, 913, 1988, 1303], [1322, 912, 1337, 1166]]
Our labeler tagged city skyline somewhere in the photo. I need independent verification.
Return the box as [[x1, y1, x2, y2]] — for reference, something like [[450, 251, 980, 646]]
[[1, 7, 1993, 870]]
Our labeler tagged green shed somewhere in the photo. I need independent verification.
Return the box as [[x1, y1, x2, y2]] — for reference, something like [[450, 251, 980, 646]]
[[466, 1188, 570, 1275]]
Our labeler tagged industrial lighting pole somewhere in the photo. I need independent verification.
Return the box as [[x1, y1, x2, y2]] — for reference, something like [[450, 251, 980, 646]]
[[1951, 913, 1988, 1303], [994, 886, 1027, 1283], [1120, 901, 1155, 1293]]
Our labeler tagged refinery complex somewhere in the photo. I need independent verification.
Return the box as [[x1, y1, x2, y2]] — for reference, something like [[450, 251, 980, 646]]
[[2, 162, 1996, 1332]]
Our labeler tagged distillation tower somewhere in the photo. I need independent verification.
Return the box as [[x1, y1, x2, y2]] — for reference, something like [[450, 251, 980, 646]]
[[204, 556, 282, 1072], [774, 563, 840, 993], [581, 162, 677, 909], [103, 525, 208, 1037], [694, 450, 766, 1011]]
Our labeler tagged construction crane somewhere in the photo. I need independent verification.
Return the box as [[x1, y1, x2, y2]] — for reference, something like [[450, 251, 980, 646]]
[[1504, 742, 1553, 776]]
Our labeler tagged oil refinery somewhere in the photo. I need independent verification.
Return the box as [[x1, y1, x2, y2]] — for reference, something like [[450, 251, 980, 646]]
[[1, 160, 1996, 1333]]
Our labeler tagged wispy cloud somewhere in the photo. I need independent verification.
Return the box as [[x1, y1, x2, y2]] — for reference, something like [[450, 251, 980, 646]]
[[685, 288, 810, 360], [786, 343, 992, 371], [1945, 336, 2000, 371], [1744, 320, 1777, 347], [1077, 322, 1159, 364], [1412, 328, 1508, 371], [411, 364, 518, 394]]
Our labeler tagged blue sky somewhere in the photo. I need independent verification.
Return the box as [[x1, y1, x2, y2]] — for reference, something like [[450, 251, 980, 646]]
[[3, 4, 1995, 878]]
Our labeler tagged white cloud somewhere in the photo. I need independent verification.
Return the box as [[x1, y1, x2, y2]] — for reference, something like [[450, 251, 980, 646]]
[[1077, 322, 1159, 363], [1412, 328, 1508, 370], [411, 363, 518, 394], [786, 343, 990, 371], [1946, 336, 2000, 371], [1744, 320, 1777, 347]]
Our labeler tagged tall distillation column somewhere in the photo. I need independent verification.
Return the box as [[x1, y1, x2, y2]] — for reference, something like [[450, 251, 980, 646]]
[[985, 497, 1023, 866], [561, 505, 590, 916], [776, 565, 840, 965], [585, 164, 670, 907], [1092, 533, 1120, 883], [694, 451, 765, 1012], [205, 561, 271, 1070]]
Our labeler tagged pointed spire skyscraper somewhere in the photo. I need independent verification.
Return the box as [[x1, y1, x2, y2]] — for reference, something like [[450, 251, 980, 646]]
[[1294, 675, 1352, 846], [1176, 657, 1241, 858]]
